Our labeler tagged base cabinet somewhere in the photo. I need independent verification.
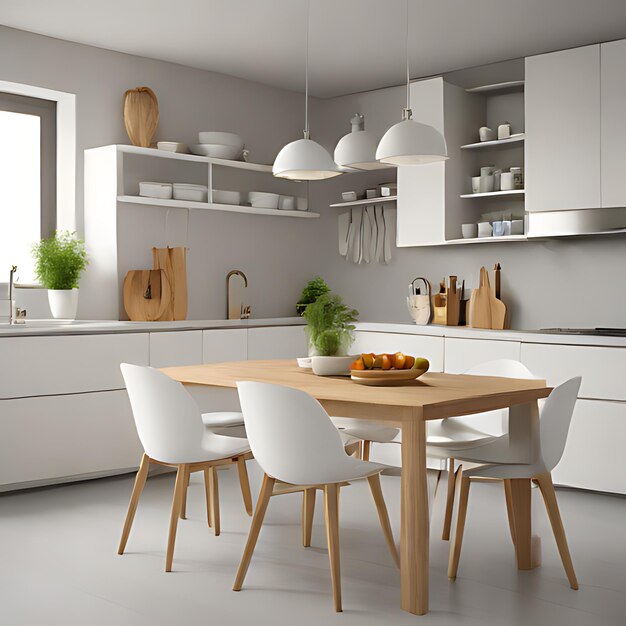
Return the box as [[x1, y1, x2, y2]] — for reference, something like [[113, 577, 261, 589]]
[[247, 326, 308, 360], [203, 329, 248, 363], [444, 338, 521, 374], [0, 391, 142, 490], [149, 330, 203, 367]]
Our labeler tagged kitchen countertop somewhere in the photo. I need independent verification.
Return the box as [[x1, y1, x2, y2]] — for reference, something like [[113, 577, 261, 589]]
[[0, 317, 306, 337]]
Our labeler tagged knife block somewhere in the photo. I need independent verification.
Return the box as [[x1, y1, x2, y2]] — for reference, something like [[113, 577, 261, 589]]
[[431, 287, 461, 326]]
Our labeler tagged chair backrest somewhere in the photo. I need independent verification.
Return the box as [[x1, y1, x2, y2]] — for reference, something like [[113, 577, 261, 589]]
[[236, 381, 356, 485], [539, 377, 581, 471], [120, 363, 205, 463], [463, 359, 539, 436]]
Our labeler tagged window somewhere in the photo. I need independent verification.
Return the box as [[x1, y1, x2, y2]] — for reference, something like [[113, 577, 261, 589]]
[[0, 92, 56, 283]]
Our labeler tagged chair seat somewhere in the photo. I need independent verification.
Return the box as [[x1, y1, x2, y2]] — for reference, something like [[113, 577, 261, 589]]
[[197, 430, 251, 463], [331, 417, 400, 443], [201, 411, 245, 428]]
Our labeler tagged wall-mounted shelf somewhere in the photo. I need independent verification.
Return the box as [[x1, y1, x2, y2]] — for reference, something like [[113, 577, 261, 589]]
[[461, 134, 525, 150], [329, 195, 397, 208], [460, 189, 525, 199], [118, 195, 319, 218], [445, 234, 527, 245], [465, 80, 525, 94]]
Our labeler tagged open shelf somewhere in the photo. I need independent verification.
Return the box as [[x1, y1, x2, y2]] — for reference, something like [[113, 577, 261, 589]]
[[329, 195, 397, 208], [460, 189, 525, 199], [465, 80, 525, 94], [115, 144, 274, 173], [117, 195, 320, 218], [461, 134, 525, 150], [445, 234, 527, 245]]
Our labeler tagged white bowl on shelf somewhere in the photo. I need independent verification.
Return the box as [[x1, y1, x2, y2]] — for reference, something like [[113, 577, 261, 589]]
[[139, 181, 173, 199], [198, 132, 243, 148], [213, 189, 245, 205], [157, 141, 188, 153], [248, 191, 280, 209], [190, 144, 243, 160], [173, 183, 208, 202]]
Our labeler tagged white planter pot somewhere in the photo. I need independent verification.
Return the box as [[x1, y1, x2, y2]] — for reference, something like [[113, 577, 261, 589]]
[[311, 355, 359, 376], [48, 288, 79, 320]]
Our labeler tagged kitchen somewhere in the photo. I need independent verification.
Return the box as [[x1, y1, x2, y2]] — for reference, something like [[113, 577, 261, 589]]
[[1, 1, 626, 624]]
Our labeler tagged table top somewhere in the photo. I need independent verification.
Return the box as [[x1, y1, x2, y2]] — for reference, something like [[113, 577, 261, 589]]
[[162, 360, 550, 421]]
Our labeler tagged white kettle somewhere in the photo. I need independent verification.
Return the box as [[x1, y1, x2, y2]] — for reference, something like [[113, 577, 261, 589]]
[[407, 277, 431, 325]]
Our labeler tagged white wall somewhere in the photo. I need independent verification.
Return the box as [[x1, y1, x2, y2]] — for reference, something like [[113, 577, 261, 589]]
[[0, 26, 327, 319]]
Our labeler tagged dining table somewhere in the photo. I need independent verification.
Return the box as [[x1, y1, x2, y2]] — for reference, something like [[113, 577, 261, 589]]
[[162, 359, 551, 616]]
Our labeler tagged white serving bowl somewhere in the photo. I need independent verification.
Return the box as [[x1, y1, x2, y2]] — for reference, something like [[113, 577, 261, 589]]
[[190, 144, 243, 160], [198, 132, 243, 148], [213, 189, 245, 205], [139, 181, 173, 199], [248, 191, 280, 209], [157, 141, 188, 153], [173, 183, 208, 202], [311, 355, 358, 376]]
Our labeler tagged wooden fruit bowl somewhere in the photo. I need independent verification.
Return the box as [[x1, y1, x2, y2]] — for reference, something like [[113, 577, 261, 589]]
[[350, 367, 428, 386]]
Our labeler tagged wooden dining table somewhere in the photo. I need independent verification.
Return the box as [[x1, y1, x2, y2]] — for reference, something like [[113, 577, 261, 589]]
[[162, 359, 551, 616]]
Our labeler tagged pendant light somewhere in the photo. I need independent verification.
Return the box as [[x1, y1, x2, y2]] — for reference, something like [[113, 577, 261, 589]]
[[273, 0, 341, 180], [376, 0, 448, 165], [334, 113, 390, 170]]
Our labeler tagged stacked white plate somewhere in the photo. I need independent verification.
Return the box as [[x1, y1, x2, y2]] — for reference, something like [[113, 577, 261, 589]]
[[173, 183, 208, 202], [190, 132, 244, 160], [139, 181, 173, 199]]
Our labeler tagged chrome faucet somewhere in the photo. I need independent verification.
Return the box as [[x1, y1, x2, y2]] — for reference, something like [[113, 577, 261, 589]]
[[8, 265, 26, 324], [226, 269, 249, 320]]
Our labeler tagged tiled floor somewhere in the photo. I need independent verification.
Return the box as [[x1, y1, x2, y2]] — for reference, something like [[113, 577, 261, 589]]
[[1, 461, 625, 625]]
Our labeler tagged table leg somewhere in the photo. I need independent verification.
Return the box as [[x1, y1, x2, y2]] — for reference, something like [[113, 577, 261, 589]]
[[400, 413, 429, 615], [509, 478, 533, 569]]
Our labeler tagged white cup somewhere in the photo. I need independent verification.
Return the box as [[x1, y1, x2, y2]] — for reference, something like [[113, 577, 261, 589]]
[[492, 221, 505, 237], [511, 219, 524, 235], [479, 175, 495, 193], [278, 195, 296, 210], [478, 222, 493, 237], [500, 172, 514, 191], [479, 127, 496, 142], [471, 176, 481, 193], [502, 220, 512, 236], [462, 223, 478, 238]]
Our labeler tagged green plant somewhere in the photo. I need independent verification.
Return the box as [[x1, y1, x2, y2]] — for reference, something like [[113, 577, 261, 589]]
[[303, 293, 358, 356], [32, 231, 88, 290], [296, 276, 330, 315]]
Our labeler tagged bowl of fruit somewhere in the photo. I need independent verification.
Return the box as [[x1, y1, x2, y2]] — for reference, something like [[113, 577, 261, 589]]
[[350, 352, 429, 386]]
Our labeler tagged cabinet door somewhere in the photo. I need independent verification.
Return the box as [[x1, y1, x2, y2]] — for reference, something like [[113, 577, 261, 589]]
[[247, 326, 307, 360], [601, 39, 626, 208], [525, 45, 601, 212], [444, 338, 520, 374], [202, 329, 247, 363], [0, 390, 142, 489], [351, 331, 444, 372], [149, 331, 203, 368], [553, 399, 626, 494]]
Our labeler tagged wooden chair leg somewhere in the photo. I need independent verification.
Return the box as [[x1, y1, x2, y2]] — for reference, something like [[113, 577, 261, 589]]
[[233, 474, 276, 591], [302, 488, 316, 547], [535, 473, 579, 590], [180, 465, 190, 519], [209, 466, 220, 536], [503, 479, 517, 545], [442, 458, 457, 541], [118, 453, 150, 555], [166, 464, 187, 572], [237, 457, 253, 517], [362, 440, 371, 461], [367, 473, 400, 567], [448, 472, 470, 581], [324, 483, 342, 612], [203, 468, 212, 528]]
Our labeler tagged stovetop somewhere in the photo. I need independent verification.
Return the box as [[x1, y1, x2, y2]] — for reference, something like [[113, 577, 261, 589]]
[[539, 328, 626, 337]]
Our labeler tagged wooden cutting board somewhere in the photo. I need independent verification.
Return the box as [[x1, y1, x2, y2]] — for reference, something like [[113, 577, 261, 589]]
[[123, 270, 171, 321], [153, 247, 187, 320], [123, 87, 159, 147]]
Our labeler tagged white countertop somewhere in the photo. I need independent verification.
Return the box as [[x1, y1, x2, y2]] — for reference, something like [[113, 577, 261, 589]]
[[1, 316, 625, 347], [0, 317, 306, 337]]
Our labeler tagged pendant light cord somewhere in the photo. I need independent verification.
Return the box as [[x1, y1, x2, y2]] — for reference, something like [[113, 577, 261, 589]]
[[405, 0, 410, 112], [304, 0, 310, 137]]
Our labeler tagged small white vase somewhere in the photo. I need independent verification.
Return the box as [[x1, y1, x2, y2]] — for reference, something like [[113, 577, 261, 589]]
[[48, 288, 79, 320]]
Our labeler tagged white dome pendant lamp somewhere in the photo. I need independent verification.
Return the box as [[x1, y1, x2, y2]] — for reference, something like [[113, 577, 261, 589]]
[[273, 0, 341, 181], [334, 113, 390, 170], [376, 0, 448, 165]]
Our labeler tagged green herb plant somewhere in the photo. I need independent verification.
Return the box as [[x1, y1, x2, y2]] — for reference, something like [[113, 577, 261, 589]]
[[296, 276, 330, 315], [32, 231, 88, 290], [303, 293, 359, 356]]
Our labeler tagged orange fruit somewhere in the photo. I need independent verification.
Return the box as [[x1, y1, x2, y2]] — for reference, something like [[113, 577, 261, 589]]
[[361, 353, 375, 369], [351, 358, 365, 370], [373, 354, 383, 368], [381, 354, 392, 370], [404, 355, 415, 369], [394, 352, 406, 370]]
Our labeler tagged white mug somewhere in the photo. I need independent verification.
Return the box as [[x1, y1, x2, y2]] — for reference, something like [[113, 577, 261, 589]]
[[479, 126, 495, 142], [478, 222, 493, 237], [462, 223, 478, 238], [471, 176, 481, 193], [500, 172, 514, 191], [492, 221, 505, 237], [479, 175, 495, 193]]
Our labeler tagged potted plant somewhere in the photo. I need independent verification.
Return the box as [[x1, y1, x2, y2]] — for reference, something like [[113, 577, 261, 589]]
[[303, 293, 359, 375], [32, 231, 88, 320], [296, 276, 330, 316]]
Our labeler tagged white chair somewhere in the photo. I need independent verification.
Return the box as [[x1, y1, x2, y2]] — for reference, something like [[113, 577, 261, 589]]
[[447, 377, 581, 590], [117, 364, 251, 571], [233, 381, 399, 612]]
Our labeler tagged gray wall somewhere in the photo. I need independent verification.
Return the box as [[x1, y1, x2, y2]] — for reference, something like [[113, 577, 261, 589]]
[[0, 26, 327, 319]]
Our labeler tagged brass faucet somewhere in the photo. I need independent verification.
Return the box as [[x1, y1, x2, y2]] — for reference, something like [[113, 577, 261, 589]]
[[8, 265, 26, 324], [226, 270, 249, 320]]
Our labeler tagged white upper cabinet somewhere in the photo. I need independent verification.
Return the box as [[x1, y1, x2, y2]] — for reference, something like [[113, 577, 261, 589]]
[[525, 45, 601, 212], [601, 39, 626, 208]]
